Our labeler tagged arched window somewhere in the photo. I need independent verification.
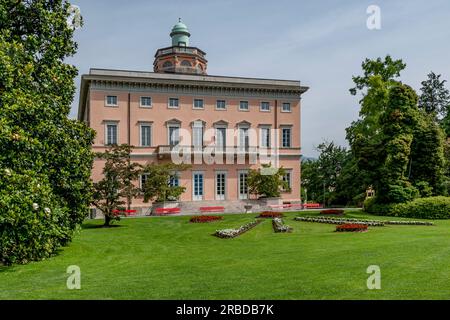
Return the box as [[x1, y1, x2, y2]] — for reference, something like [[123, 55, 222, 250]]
[[162, 61, 173, 69], [181, 60, 191, 67]]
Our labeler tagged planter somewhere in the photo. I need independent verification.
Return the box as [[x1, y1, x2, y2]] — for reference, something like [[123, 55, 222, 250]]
[[244, 204, 253, 214]]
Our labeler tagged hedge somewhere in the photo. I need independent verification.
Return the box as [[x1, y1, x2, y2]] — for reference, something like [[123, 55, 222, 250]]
[[389, 197, 450, 219]]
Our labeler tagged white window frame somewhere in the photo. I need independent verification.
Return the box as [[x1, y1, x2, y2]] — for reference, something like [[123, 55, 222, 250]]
[[282, 170, 293, 192], [239, 100, 249, 111], [192, 121, 204, 148], [168, 97, 180, 109], [105, 95, 118, 107], [215, 125, 227, 149], [193, 99, 204, 110], [282, 102, 292, 113], [140, 96, 152, 108], [238, 170, 249, 200], [169, 173, 180, 187], [281, 126, 292, 148], [192, 171, 205, 201], [139, 123, 152, 147], [140, 173, 150, 189], [215, 171, 227, 201], [167, 123, 181, 145], [260, 101, 270, 112], [216, 99, 227, 110], [104, 121, 119, 146], [259, 125, 271, 148]]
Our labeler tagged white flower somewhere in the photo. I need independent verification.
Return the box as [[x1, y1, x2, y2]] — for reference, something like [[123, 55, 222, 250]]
[[32, 203, 39, 210], [4, 169, 11, 176], [44, 208, 51, 214]]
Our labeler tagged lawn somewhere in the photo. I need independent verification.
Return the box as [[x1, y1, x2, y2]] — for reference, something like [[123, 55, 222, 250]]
[[1, 210, 450, 300]]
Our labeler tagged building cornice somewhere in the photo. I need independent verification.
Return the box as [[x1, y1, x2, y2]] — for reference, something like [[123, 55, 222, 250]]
[[78, 68, 309, 121]]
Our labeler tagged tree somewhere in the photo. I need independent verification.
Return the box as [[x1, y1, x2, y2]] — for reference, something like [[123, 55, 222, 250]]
[[301, 142, 365, 206], [142, 163, 189, 203], [378, 84, 420, 203], [0, 1, 94, 264], [418, 72, 450, 118], [247, 164, 288, 199], [91, 145, 141, 226], [347, 56, 406, 194]]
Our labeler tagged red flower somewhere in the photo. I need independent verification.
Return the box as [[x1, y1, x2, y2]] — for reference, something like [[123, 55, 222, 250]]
[[190, 215, 223, 223], [258, 212, 284, 218], [320, 209, 344, 215], [336, 223, 368, 232]]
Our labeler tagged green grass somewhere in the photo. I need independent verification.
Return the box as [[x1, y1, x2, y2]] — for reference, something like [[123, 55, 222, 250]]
[[1, 210, 450, 300]]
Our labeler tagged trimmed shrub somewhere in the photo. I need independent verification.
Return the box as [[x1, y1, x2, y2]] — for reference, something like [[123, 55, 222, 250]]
[[0, 170, 73, 265], [363, 197, 394, 216], [389, 196, 450, 219]]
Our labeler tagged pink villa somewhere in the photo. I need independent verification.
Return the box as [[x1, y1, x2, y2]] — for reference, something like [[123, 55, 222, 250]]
[[78, 20, 309, 215]]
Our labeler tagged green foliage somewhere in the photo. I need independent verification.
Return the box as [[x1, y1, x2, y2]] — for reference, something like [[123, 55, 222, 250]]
[[389, 197, 450, 219], [92, 145, 141, 226], [0, 1, 94, 264], [142, 163, 189, 203], [418, 72, 450, 118], [301, 141, 365, 206], [247, 164, 288, 198], [0, 169, 73, 265], [363, 197, 394, 216]]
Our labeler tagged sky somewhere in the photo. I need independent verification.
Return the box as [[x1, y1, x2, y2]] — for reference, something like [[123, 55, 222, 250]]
[[68, 0, 450, 157]]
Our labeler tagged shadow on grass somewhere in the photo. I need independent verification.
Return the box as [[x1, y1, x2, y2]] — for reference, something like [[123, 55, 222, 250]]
[[81, 224, 124, 230]]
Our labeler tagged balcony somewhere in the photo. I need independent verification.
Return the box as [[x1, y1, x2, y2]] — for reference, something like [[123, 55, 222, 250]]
[[155, 46, 205, 59], [156, 145, 281, 160]]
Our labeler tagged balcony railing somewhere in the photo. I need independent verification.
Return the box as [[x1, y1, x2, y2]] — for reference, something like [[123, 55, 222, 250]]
[[156, 46, 205, 59], [156, 145, 279, 156]]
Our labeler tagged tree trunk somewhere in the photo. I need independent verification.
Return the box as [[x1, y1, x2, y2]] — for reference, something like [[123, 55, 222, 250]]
[[104, 214, 111, 227]]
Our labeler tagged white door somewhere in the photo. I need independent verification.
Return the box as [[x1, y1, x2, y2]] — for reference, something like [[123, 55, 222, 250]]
[[193, 172, 204, 201], [216, 172, 226, 200], [239, 171, 248, 200]]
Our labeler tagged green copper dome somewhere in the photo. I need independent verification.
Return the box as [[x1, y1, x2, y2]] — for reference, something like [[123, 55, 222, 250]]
[[170, 19, 191, 47]]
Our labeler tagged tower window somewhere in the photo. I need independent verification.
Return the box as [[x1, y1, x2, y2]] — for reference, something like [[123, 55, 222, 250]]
[[181, 60, 191, 67], [162, 61, 173, 69]]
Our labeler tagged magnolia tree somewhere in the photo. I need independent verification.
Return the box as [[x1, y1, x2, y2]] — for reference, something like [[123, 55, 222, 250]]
[[0, 1, 94, 265]]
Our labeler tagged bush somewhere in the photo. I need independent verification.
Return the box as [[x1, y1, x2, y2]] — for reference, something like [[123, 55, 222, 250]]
[[363, 197, 394, 215], [0, 170, 73, 265], [389, 196, 450, 219]]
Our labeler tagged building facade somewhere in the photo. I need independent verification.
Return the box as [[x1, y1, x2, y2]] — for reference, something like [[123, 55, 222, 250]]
[[78, 20, 308, 212]]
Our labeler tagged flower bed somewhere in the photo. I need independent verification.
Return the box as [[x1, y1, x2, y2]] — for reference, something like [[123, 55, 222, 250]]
[[294, 216, 384, 226], [214, 220, 262, 239], [272, 218, 293, 233], [294, 216, 433, 226], [257, 211, 284, 218], [190, 215, 223, 223], [336, 223, 368, 232], [320, 209, 344, 215]]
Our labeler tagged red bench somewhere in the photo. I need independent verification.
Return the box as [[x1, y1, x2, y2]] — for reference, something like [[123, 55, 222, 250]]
[[200, 206, 225, 213], [154, 207, 181, 215], [112, 209, 137, 217], [303, 203, 323, 209]]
